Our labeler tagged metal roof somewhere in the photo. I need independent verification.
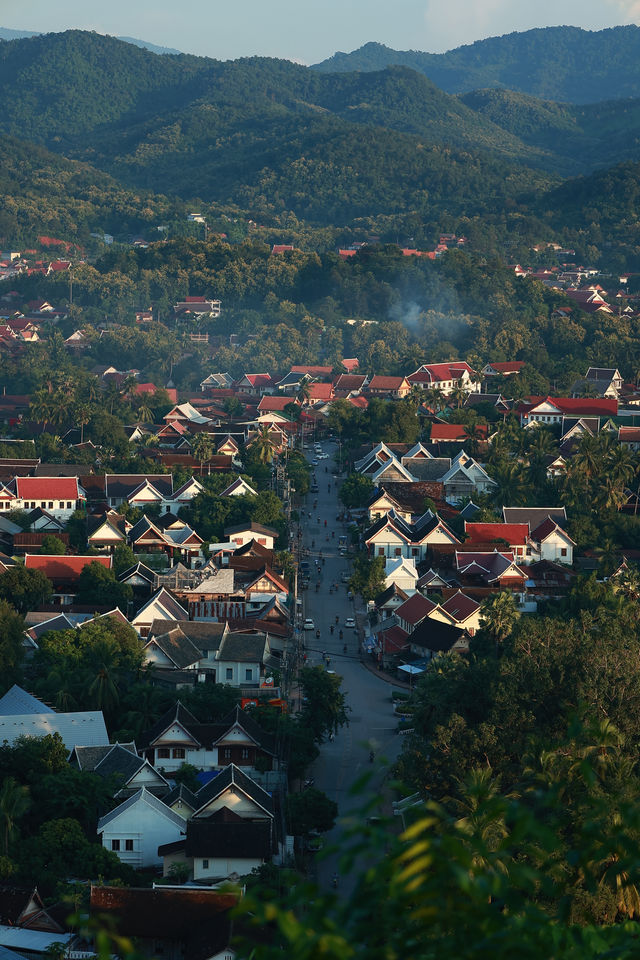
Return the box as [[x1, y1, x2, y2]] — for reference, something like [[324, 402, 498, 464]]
[[0, 684, 53, 715], [0, 711, 108, 749]]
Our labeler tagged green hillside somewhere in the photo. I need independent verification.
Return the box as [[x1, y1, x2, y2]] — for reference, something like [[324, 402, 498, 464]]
[[0, 134, 193, 243], [312, 27, 640, 104], [0, 32, 554, 226]]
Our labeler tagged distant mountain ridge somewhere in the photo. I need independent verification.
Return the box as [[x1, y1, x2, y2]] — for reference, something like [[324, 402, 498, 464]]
[[0, 26, 181, 55], [3, 28, 640, 238], [312, 27, 640, 104]]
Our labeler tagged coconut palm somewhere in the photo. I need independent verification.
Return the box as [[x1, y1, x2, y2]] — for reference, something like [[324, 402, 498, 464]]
[[480, 592, 521, 648], [74, 402, 92, 444], [446, 767, 512, 877], [0, 777, 30, 855], [29, 388, 58, 433], [492, 460, 531, 506], [253, 425, 277, 464], [297, 379, 312, 407], [450, 379, 468, 410], [424, 386, 445, 414], [135, 397, 155, 424], [191, 433, 214, 475]]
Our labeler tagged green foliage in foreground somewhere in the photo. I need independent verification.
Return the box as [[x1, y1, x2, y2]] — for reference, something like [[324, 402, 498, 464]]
[[238, 735, 640, 958]]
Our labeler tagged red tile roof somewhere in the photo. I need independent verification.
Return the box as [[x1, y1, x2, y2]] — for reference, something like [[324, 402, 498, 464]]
[[368, 375, 408, 391], [464, 522, 529, 545], [15, 477, 81, 500], [25, 554, 112, 580], [257, 396, 298, 412], [519, 396, 618, 417], [395, 593, 437, 625], [430, 424, 488, 442], [308, 383, 333, 401], [439, 591, 480, 622]]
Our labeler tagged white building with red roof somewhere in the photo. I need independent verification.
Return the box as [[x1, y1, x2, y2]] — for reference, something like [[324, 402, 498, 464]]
[[517, 396, 618, 427], [407, 362, 480, 395], [11, 476, 85, 519]]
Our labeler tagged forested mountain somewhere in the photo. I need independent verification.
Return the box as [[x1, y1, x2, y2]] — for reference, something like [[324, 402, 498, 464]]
[[0, 32, 554, 226], [0, 26, 181, 53], [312, 26, 640, 104], [0, 134, 203, 244], [2, 29, 640, 255]]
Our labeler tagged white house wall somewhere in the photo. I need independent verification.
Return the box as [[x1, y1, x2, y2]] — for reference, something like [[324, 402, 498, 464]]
[[100, 804, 185, 868]]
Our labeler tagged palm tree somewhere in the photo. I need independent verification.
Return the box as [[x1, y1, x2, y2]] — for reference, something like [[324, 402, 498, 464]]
[[0, 777, 30, 855], [492, 460, 530, 506], [425, 386, 445, 414], [480, 592, 521, 648], [446, 767, 512, 877], [463, 423, 486, 459], [450, 379, 468, 410], [607, 445, 637, 491], [104, 381, 123, 415], [135, 397, 154, 424], [87, 642, 120, 716], [74, 402, 92, 444], [29, 389, 57, 433], [191, 433, 214, 475], [253, 425, 277, 464], [297, 379, 312, 407]]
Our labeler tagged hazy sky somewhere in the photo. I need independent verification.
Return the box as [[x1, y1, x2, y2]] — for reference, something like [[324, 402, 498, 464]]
[[2, 0, 639, 62]]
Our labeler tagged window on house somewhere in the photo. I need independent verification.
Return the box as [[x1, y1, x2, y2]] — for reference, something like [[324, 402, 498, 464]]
[[561, 548, 567, 556], [125, 839, 134, 851], [172, 748, 185, 759], [67, 501, 72, 509], [412, 547, 419, 557], [245, 669, 252, 682], [48, 501, 53, 509], [157, 748, 170, 759], [241, 747, 250, 759], [111, 839, 120, 851], [395, 547, 402, 556], [378, 547, 384, 556], [223, 748, 231, 760], [226, 667, 233, 680], [202, 859, 209, 870]]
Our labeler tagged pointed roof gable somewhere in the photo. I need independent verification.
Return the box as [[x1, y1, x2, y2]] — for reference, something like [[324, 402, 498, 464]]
[[219, 477, 258, 498], [395, 593, 437, 625], [213, 704, 276, 755], [371, 457, 416, 484], [438, 591, 481, 624], [144, 627, 202, 670], [0, 685, 53, 715], [139, 701, 202, 750], [97, 787, 186, 832], [131, 588, 189, 629], [191, 763, 274, 818]]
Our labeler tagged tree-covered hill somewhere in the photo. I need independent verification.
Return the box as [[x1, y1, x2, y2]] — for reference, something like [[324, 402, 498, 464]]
[[0, 32, 555, 226], [0, 134, 197, 243], [0, 32, 540, 164], [459, 88, 640, 176], [312, 26, 640, 104]]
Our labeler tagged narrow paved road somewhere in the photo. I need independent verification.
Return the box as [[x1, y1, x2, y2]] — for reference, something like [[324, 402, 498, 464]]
[[296, 439, 405, 896]]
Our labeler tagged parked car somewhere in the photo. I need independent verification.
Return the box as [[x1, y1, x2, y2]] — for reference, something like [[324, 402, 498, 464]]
[[303, 618, 315, 631], [345, 617, 356, 629]]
